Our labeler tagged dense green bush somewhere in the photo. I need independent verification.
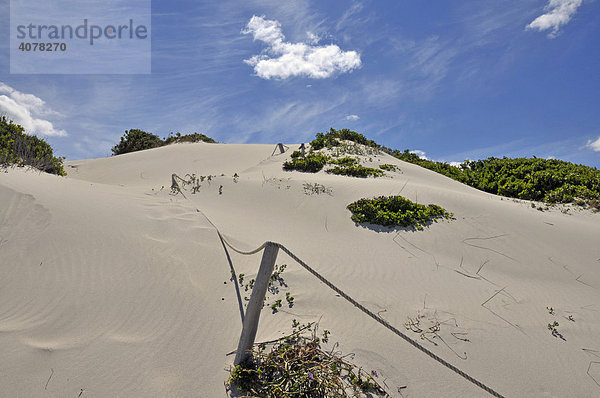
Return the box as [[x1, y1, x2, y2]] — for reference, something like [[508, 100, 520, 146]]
[[0, 116, 65, 175], [111, 129, 164, 155], [112, 129, 216, 155], [310, 128, 379, 150], [391, 149, 600, 204], [347, 195, 453, 229], [163, 132, 216, 145], [283, 152, 329, 173]]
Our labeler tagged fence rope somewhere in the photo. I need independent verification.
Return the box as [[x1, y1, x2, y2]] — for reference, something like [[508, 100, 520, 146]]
[[196, 208, 505, 397]]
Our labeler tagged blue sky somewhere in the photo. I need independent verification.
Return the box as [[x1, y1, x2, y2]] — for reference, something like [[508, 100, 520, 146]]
[[1, 0, 599, 168]]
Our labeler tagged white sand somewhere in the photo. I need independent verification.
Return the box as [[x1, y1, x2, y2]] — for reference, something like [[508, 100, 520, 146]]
[[1, 142, 599, 397]]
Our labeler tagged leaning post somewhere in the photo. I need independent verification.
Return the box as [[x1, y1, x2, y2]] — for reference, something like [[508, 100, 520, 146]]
[[233, 242, 280, 365]]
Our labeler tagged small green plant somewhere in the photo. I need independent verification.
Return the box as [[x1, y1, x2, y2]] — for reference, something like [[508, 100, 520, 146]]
[[548, 321, 560, 336], [567, 315, 575, 322], [233, 173, 239, 183], [286, 292, 295, 307], [347, 195, 453, 230], [219, 185, 223, 195], [227, 321, 388, 397], [547, 306, 555, 315], [270, 299, 282, 313]]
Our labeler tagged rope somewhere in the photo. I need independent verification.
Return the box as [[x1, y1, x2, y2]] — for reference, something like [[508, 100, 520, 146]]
[[196, 208, 505, 397], [274, 243, 505, 398]]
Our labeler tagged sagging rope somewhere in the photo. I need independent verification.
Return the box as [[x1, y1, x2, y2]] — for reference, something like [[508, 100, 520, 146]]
[[196, 208, 505, 398]]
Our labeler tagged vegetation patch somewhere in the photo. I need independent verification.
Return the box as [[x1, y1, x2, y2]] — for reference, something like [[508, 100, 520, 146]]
[[379, 163, 399, 172], [283, 152, 329, 173], [0, 116, 65, 175], [391, 150, 600, 205], [112, 129, 216, 155], [347, 195, 453, 229], [310, 128, 380, 150], [327, 164, 384, 178], [163, 132, 216, 145], [227, 321, 388, 397]]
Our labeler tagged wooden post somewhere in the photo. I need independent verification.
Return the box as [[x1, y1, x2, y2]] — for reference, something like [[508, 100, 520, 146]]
[[234, 242, 279, 365]]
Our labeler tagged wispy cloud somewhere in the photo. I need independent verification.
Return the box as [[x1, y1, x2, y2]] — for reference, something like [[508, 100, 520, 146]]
[[587, 136, 600, 152], [242, 15, 362, 79], [527, 0, 583, 38], [0, 82, 66, 137], [345, 114, 360, 121]]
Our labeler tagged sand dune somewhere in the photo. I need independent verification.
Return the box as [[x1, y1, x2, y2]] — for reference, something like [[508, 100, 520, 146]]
[[1, 142, 599, 397]]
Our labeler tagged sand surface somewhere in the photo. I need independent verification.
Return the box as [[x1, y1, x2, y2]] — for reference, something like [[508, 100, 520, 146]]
[[1, 142, 599, 397]]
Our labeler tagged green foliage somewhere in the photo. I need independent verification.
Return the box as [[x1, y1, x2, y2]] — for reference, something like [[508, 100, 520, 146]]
[[163, 131, 216, 145], [379, 163, 399, 172], [329, 156, 359, 167], [0, 116, 65, 175], [112, 129, 216, 155], [227, 321, 388, 397], [392, 150, 600, 205], [310, 128, 380, 150], [327, 164, 384, 178], [283, 152, 329, 173], [111, 129, 164, 155], [347, 195, 453, 229]]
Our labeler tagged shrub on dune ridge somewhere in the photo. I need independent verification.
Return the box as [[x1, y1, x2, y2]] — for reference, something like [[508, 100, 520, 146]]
[[111, 129, 216, 155], [0, 116, 65, 175], [163, 132, 216, 145], [347, 195, 453, 230], [111, 129, 164, 155]]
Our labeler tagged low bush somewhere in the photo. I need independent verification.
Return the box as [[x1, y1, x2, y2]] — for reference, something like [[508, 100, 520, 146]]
[[347, 195, 453, 229], [379, 163, 399, 172], [327, 164, 384, 178], [0, 116, 65, 175], [391, 150, 600, 205], [283, 152, 329, 173]]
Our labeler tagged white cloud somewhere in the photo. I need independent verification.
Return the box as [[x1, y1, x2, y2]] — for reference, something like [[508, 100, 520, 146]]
[[587, 136, 600, 152], [527, 0, 583, 38], [410, 149, 428, 159], [242, 15, 362, 79], [0, 83, 66, 136], [345, 114, 360, 121]]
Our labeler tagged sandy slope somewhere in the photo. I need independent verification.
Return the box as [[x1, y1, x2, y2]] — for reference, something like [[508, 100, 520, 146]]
[[1, 142, 599, 397]]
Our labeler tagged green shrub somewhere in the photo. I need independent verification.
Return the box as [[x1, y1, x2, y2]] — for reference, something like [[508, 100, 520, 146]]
[[327, 164, 384, 178], [111, 129, 164, 155], [329, 156, 359, 167], [391, 150, 600, 205], [310, 128, 379, 150], [283, 152, 329, 173], [163, 132, 216, 145], [347, 195, 453, 229], [0, 116, 65, 175]]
